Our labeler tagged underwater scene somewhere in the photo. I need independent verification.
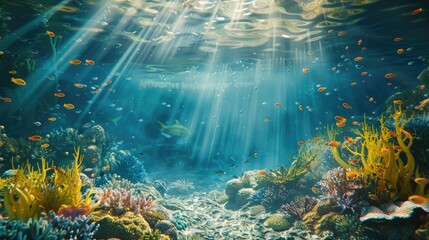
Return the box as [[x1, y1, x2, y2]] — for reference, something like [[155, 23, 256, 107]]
[[1, 0, 429, 239]]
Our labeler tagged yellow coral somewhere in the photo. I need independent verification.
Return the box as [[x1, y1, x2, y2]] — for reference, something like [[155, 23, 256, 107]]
[[328, 105, 419, 201], [0, 147, 97, 221]]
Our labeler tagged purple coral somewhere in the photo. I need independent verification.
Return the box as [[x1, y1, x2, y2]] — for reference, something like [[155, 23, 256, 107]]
[[282, 196, 317, 220], [261, 184, 296, 212], [317, 167, 368, 214]]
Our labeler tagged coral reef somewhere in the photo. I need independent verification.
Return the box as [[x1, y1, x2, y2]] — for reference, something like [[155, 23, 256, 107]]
[[49, 212, 99, 239], [261, 184, 296, 212], [115, 153, 148, 183], [0, 217, 62, 240], [282, 196, 317, 220], [328, 105, 419, 202]]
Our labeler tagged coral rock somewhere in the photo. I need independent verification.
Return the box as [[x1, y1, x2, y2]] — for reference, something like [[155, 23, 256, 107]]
[[91, 211, 151, 239]]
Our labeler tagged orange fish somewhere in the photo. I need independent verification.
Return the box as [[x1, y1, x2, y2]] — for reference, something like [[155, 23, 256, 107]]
[[85, 59, 95, 65], [41, 143, 49, 148], [264, 118, 271, 123], [103, 165, 110, 171], [368, 194, 379, 201], [361, 47, 368, 51], [311, 186, 318, 193], [393, 37, 403, 42], [336, 121, 346, 127], [28, 135, 43, 141], [412, 8, 423, 15], [302, 67, 310, 73], [312, 137, 319, 141], [332, 66, 337, 71], [69, 60, 81, 65], [48, 117, 57, 121], [414, 178, 429, 185], [350, 82, 358, 86], [346, 171, 358, 179], [54, 92, 65, 97], [393, 145, 403, 150], [11, 77, 26, 86], [369, 97, 374, 102], [47, 31, 55, 37], [298, 141, 306, 145], [258, 169, 266, 175], [298, 105, 303, 111], [328, 141, 341, 147], [335, 116, 346, 122], [327, 29, 333, 33], [344, 136, 354, 143], [74, 83, 84, 88], [342, 102, 352, 109], [93, 89, 102, 93], [385, 73, 396, 78], [402, 129, 412, 138], [396, 48, 405, 54], [274, 102, 282, 107], [393, 100, 403, 105], [91, 157, 98, 163], [389, 131, 398, 137], [0, 97, 11, 102], [317, 87, 326, 92], [419, 84, 425, 90], [408, 195, 428, 205], [354, 56, 363, 62], [91, 173, 97, 178], [361, 71, 368, 76], [380, 148, 389, 154], [357, 39, 362, 45], [9, 70, 17, 74], [350, 158, 359, 165], [337, 31, 347, 36], [352, 121, 358, 126], [63, 103, 75, 109]]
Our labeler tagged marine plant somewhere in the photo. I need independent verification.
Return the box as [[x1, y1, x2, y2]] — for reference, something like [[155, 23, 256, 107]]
[[334, 214, 364, 239], [261, 184, 295, 212], [49, 212, 99, 239], [282, 195, 317, 220], [0, 148, 97, 221], [0, 216, 63, 240], [328, 104, 420, 202]]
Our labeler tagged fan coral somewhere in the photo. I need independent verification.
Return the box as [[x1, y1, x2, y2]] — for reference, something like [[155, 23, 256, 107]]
[[328, 104, 419, 202], [282, 196, 317, 220], [261, 184, 295, 212], [115, 154, 148, 183]]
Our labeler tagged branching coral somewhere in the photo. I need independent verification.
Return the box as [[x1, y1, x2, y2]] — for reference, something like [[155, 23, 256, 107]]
[[0, 148, 97, 221], [282, 196, 317, 220], [328, 104, 419, 202]]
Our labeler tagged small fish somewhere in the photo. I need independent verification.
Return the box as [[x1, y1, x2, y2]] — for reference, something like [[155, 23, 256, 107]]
[[337, 31, 347, 36], [48, 117, 57, 121], [369, 97, 374, 102], [264, 118, 271, 123], [302, 67, 310, 73], [74, 83, 84, 88], [93, 89, 102, 93], [84, 168, 94, 172], [414, 177, 429, 185], [274, 102, 282, 107], [354, 56, 363, 61], [385, 73, 396, 78], [411, 8, 423, 15], [368, 194, 379, 201], [91, 157, 97, 163], [54, 92, 65, 97], [214, 170, 226, 175], [396, 48, 405, 54], [361, 71, 368, 76], [350, 82, 358, 86], [344, 136, 354, 143], [47, 31, 55, 37], [350, 158, 359, 165], [342, 103, 352, 109], [11, 77, 26, 86], [41, 143, 49, 148], [311, 186, 318, 193], [0, 97, 11, 102], [85, 59, 95, 65], [336, 121, 346, 127], [380, 148, 389, 154], [9, 70, 17, 74], [393, 37, 403, 42], [335, 116, 346, 122], [346, 171, 358, 179], [317, 87, 326, 92], [28, 135, 43, 141], [63, 103, 75, 109], [298, 141, 306, 145], [102, 165, 110, 171], [258, 169, 266, 175], [33, 121, 42, 126], [402, 129, 412, 138], [328, 141, 341, 147], [352, 121, 359, 125], [298, 105, 303, 111], [357, 39, 363, 45], [389, 131, 398, 137], [69, 60, 81, 65], [408, 195, 428, 205]]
